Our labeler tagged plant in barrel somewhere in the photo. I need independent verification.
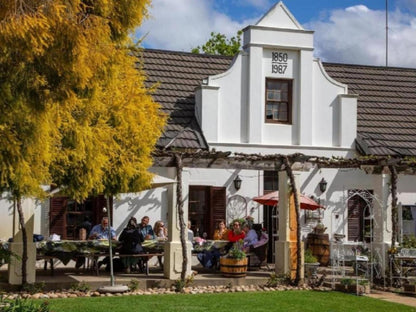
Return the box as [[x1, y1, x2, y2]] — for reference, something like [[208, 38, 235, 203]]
[[220, 240, 248, 277]]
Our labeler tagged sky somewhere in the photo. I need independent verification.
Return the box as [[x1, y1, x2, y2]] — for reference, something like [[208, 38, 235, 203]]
[[135, 0, 416, 68]]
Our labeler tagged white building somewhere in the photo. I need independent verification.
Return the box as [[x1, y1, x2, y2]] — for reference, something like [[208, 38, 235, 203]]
[[2, 1, 416, 280]]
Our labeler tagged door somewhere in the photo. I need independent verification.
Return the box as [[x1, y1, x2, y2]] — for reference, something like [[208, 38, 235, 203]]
[[49, 195, 111, 240], [188, 186, 226, 239], [263, 170, 279, 263], [347, 190, 373, 242]]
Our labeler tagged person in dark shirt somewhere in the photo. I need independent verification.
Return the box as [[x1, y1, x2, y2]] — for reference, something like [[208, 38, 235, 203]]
[[118, 217, 144, 273]]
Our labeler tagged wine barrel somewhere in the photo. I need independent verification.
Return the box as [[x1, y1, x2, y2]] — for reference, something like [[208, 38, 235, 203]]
[[220, 257, 248, 277], [306, 233, 330, 266]]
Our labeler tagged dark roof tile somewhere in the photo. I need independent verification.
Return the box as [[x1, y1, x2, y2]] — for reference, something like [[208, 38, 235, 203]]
[[324, 62, 416, 156]]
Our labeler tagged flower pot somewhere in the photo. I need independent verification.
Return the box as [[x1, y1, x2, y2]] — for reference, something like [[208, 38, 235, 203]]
[[335, 283, 348, 292], [347, 284, 370, 295], [404, 284, 416, 293], [220, 257, 248, 278]]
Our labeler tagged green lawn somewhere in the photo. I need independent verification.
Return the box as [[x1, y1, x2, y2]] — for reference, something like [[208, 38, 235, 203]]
[[45, 290, 416, 312]]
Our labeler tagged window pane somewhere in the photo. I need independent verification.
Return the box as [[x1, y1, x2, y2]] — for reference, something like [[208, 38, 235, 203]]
[[267, 90, 281, 101], [273, 110, 279, 120], [279, 103, 288, 121], [280, 83, 288, 91], [281, 91, 288, 101], [266, 80, 279, 90]]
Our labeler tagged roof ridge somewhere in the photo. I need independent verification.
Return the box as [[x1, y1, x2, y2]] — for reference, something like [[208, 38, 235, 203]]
[[143, 48, 234, 60], [323, 61, 416, 71]]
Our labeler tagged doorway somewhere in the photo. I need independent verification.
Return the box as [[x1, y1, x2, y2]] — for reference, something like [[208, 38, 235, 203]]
[[188, 186, 226, 238], [49, 195, 111, 240]]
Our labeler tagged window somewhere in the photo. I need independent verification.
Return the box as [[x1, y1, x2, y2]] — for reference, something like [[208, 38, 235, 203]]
[[50, 195, 110, 240], [347, 190, 373, 242], [265, 78, 292, 123]]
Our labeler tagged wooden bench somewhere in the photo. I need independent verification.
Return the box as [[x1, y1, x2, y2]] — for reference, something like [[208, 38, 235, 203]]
[[37, 255, 55, 275], [37, 254, 90, 276], [90, 252, 164, 276]]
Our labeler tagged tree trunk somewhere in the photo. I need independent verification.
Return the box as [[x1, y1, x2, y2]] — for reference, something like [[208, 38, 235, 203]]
[[175, 153, 188, 285], [16, 197, 28, 285], [283, 156, 301, 285], [389, 165, 398, 249]]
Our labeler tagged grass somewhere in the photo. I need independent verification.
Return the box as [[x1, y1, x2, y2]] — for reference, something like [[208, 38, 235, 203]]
[[45, 290, 416, 312]]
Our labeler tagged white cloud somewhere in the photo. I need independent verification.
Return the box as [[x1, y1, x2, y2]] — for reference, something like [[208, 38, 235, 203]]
[[136, 1, 416, 68], [136, 0, 257, 52], [307, 6, 416, 67]]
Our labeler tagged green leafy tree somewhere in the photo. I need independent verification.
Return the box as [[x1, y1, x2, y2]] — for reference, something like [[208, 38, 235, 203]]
[[192, 31, 242, 56], [0, 0, 164, 284]]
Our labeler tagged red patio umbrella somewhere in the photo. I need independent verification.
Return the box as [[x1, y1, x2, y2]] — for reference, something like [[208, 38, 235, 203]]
[[253, 191, 323, 210]]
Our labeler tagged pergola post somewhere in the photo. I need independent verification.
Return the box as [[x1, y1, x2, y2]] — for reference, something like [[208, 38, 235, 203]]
[[275, 171, 304, 279], [163, 174, 192, 280], [8, 198, 36, 285]]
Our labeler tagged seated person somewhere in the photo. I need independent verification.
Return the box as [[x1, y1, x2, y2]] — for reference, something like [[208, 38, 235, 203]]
[[87, 217, 117, 270], [213, 220, 229, 240], [88, 217, 116, 240], [242, 223, 258, 249], [187, 220, 194, 243], [228, 220, 245, 242], [118, 217, 144, 273], [153, 220, 168, 240], [138, 216, 155, 240]]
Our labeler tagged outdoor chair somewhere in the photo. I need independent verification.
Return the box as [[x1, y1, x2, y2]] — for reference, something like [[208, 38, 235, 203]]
[[247, 232, 269, 270]]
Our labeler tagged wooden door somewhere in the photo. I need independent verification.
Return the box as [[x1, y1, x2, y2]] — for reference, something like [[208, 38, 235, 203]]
[[348, 190, 373, 242], [188, 186, 226, 239]]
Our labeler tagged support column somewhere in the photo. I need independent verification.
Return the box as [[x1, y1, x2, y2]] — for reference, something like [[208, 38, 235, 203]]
[[275, 171, 304, 279], [163, 182, 192, 280], [8, 199, 36, 285]]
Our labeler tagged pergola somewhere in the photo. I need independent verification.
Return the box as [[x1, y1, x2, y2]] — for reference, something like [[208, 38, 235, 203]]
[[152, 149, 415, 284]]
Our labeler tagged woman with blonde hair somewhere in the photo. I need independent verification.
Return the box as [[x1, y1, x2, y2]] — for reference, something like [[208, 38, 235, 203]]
[[153, 220, 167, 240]]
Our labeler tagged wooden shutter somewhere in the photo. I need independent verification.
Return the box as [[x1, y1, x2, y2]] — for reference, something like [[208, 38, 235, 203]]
[[49, 197, 67, 239], [348, 195, 361, 241], [209, 187, 226, 238], [94, 195, 112, 225]]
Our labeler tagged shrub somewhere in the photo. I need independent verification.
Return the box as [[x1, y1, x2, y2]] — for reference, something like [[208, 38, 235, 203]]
[[401, 235, 416, 248], [173, 275, 194, 293], [128, 279, 140, 292], [70, 281, 90, 293], [265, 273, 289, 287], [304, 249, 318, 263], [340, 278, 354, 286], [0, 296, 50, 312], [21, 282, 46, 294]]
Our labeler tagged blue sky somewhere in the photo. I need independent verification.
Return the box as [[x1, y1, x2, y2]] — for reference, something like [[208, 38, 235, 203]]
[[136, 0, 416, 67]]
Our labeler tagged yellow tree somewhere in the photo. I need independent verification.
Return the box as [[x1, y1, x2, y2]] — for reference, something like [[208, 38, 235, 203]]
[[0, 0, 164, 284]]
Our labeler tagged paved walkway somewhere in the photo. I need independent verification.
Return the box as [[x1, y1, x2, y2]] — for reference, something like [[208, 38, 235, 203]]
[[368, 290, 416, 308]]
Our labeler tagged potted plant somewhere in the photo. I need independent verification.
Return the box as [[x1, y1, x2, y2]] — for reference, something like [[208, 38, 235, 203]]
[[346, 279, 370, 295], [304, 249, 320, 278], [334, 278, 353, 292], [220, 240, 248, 278], [404, 280, 416, 293]]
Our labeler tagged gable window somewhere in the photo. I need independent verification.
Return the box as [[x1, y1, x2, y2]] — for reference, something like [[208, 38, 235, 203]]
[[265, 78, 292, 123]]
